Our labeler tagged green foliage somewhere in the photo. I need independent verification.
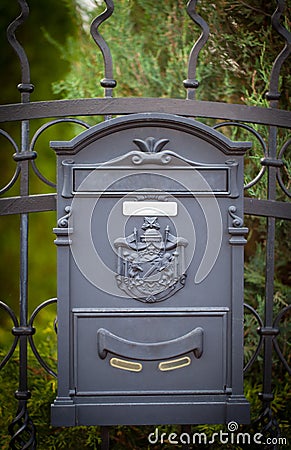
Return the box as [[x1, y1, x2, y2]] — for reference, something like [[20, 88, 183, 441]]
[[52, 0, 192, 99], [0, 0, 77, 104], [52, 0, 290, 108], [0, 0, 81, 316]]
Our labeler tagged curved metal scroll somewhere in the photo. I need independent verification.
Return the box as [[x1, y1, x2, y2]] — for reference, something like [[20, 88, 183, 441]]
[[8, 403, 36, 450], [90, 0, 116, 97], [0, 301, 19, 370], [7, 0, 30, 84], [0, 129, 20, 195], [183, 0, 210, 99], [6, 0, 34, 98], [266, 0, 291, 101], [273, 304, 291, 375], [30, 118, 90, 188], [97, 327, 203, 361], [243, 303, 264, 373], [28, 298, 58, 378], [277, 138, 291, 198], [213, 121, 268, 190]]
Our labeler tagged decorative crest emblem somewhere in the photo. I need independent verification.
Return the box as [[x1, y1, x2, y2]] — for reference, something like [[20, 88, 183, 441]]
[[114, 217, 188, 303]]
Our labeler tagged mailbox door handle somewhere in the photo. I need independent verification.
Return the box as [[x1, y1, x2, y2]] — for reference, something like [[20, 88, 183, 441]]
[[97, 327, 203, 361]]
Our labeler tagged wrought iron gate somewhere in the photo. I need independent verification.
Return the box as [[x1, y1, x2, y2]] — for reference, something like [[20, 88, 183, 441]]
[[0, 0, 290, 449]]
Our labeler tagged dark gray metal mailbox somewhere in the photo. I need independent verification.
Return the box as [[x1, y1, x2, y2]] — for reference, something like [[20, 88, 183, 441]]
[[51, 113, 251, 426]]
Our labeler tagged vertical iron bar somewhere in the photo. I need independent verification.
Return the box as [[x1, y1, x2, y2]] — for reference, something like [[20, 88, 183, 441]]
[[254, 118, 281, 449], [101, 426, 110, 450], [257, 0, 291, 444], [9, 93, 36, 450], [6, 1, 36, 448], [181, 425, 191, 449], [19, 113, 30, 397], [90, 0, 116, 120], [9, 100, 36, 450], [259, 123, 278, 432], [183, 0, 209, 100]]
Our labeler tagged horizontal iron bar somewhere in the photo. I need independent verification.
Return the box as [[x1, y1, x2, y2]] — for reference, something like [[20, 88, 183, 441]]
[[0, 193, 56, 215], [244, 198, 291, 220], [0, 194, 290, 220], [0, 98, 290, 128]]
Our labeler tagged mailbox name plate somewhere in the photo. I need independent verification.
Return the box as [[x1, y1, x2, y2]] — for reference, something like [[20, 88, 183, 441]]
[[122, 201, 178, 216]]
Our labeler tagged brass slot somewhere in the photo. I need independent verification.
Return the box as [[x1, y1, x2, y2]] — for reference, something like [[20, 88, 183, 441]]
[[110, 357, 143, 372], [158, 356, 191, 372]]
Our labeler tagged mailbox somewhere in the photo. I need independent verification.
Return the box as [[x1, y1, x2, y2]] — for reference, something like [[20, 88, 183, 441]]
[[51, 113, 250, 426]]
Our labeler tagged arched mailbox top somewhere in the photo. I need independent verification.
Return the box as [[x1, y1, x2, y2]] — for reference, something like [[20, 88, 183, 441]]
[[51, 112, 251, 156]]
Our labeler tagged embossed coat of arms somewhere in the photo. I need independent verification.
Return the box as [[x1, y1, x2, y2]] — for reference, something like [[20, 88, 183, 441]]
[[114, 217, 188, 302]]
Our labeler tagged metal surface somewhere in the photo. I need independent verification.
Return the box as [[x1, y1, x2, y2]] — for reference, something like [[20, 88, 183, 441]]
[[50, 112, 249, 426], [1, 97, 291, 127], [0, 0, 290, 449], [183, 0, 209, 99]]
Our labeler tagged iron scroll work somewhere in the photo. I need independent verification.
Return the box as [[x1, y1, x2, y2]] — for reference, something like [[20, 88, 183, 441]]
[[51, 113, 251, 426]]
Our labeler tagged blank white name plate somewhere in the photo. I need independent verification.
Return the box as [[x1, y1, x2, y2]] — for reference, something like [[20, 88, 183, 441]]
[[123, 201, 178, 217]]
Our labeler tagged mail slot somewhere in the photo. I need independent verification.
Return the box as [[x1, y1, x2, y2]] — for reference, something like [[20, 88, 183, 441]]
[[51, 113, 251, 426]]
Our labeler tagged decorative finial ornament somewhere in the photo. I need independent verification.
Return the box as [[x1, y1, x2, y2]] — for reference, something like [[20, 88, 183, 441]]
[[133, 137, 169, 153], [90, 0, 116, 98]]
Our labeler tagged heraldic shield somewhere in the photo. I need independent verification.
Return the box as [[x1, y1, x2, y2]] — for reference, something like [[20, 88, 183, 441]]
[[114, 217, 188, 303]]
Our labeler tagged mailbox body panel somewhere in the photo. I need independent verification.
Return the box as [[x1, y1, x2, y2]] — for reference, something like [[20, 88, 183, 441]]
[[74, 310, 227, 394], [51, 113, 250, 426]]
